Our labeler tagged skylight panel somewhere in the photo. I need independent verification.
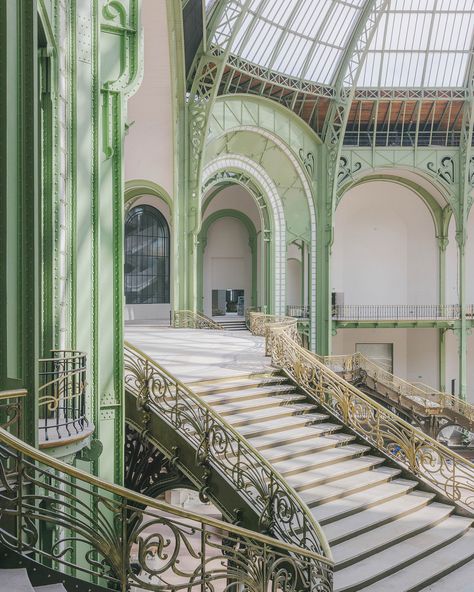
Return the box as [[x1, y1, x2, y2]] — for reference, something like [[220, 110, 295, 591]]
[[305, 45, 344, 84], [260, 0, 299, 26], [272, 33, 313, 76], [239, 20, 281, 66], [319, 4, 359, 47], [291, 0, 333, 39]]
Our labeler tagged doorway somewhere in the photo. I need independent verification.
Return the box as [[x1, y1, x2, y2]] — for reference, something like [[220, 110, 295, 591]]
[[212, 289, 245, 317]]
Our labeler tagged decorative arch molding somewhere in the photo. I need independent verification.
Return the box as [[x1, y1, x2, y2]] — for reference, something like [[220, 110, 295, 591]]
[[198, 210, 258, 311], [124, 179, 173, 218], [202, 155, 286, 316], [338, 172, 450, 238], [204, 125, 318, 347], [210, 94, 321, 159]]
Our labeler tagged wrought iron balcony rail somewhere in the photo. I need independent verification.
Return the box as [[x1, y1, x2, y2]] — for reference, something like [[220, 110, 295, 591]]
[[249, 313, 474, 514], [124, 340, 331, 561], [172, 309, 224, 330], [0, 426, 332, 591], [0, 389, 26, 440], [287, 305, 310, 319], [332, 304, 474, 321], [320, 352, 474, 430], [38, 349, 88, 442]]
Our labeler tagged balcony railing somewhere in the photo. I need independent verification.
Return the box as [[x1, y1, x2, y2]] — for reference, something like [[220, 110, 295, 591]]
[[286, 305, 310, 319], [333, 304, 474, 321], [38, 350, 88, 443]]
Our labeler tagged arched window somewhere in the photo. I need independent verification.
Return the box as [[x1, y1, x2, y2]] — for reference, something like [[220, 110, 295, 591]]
[[125, 205, 170, 304]]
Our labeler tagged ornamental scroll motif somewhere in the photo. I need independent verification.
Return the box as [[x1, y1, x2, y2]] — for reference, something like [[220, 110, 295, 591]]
[[427, 156, 455, 185], [338, 156, 362, 186], [299, 149, 315, 176]]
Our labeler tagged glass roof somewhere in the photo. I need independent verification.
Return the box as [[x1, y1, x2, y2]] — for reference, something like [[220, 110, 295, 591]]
[[211, 0, 474, 89]]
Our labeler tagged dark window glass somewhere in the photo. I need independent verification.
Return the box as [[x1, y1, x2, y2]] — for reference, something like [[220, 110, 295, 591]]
[[124, 205, 170, 304]]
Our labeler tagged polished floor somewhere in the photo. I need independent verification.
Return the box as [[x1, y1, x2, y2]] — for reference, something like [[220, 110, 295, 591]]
[[125, 325, 271, 383]]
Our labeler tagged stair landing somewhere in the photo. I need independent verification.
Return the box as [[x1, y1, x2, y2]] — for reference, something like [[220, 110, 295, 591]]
[[125, 325, 271, 383]]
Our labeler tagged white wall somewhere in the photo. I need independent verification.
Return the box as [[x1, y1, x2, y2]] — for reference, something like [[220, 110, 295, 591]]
[[125, 0, 174, 197], [203, 217, 252, 316], [333, 182, 438, 305], [124, 194, 172, 324], [332, 328, 438, 387], [466, 209, 474, 304], [445, 217, 458, 304], [287, 242, 302, 306], [205, 185, 261, 230]]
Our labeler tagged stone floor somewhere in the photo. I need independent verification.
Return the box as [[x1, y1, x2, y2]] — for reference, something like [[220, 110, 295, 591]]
[[124, 325, 272, 383]]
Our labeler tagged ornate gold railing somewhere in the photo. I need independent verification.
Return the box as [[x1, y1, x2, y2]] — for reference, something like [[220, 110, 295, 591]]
[[124, 341, 332, 561], [321, 352, 474, 428], [248, 312, 300, 356], [38, 350, 88, 442], [173, 310, 224, 330], [0, 426, 332, 591], [249, 313, 474, 514]]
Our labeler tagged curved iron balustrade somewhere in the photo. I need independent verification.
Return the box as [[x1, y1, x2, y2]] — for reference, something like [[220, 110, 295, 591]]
[[124, 341, 332, 560], [172, 310, 224, 330], [248, 313, 474, 514], [319, 352, 474, 438], [38, 350, 88, 442], [0, 425, 332, 592]]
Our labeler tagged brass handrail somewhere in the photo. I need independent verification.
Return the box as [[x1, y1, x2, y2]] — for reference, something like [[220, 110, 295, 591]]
[[249, 313, 474, 514], [0, 426, 332, 591], [173, 309, 224, 330], [321, 352, 474, 425], [124, 340, 332, 561]]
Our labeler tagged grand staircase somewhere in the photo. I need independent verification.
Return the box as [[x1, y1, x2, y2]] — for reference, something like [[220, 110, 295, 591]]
[[184, 369, 474, 591]]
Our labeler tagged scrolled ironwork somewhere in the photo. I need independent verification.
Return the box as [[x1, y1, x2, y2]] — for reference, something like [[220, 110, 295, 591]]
[[250, 314, 474, 514], [124, 341, 331, 561], [0, 427, 332, 591], [173, 310, 224, 330]]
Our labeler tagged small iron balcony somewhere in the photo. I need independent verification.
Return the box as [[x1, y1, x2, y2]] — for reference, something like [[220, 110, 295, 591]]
[[38, 350, 89, 445]]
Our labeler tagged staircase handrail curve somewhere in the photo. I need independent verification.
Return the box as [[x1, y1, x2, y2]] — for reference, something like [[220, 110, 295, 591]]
[[249, 314, 474, 514], [124, 340, 332, 561], [0, 425, 333, 591], [173, 309, 224, 330], [321, 352, 474, 424]]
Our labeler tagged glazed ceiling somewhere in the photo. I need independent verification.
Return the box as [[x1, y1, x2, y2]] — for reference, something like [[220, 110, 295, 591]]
[[209, 0, 474, 89]]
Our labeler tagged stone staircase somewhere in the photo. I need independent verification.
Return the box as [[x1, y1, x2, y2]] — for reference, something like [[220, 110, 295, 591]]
[[187, 371, 474, 592], [1, 569, 66, 592], [215, 317, 248, 331]]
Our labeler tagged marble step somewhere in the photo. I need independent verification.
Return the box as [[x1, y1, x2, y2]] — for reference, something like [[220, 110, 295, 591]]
[[300, 466, 402, 507], [224, 403, 318, 427], [324, 490, 436, 544], [1, 569, 35, 592], [240, 418, 341, 440], [312, 479, 419, 525], [333, 502, 455, 569], [334, 515, 473, 592], [422, 557, 474, 591], [189, 374, 286, 394], [287, 456, 386, 492], [210, 393, 307, 414], [359, 529, 474, 592], [260, 432, 355, 463], [202, 384, 299, 403], [273, 444, 371, 476]]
